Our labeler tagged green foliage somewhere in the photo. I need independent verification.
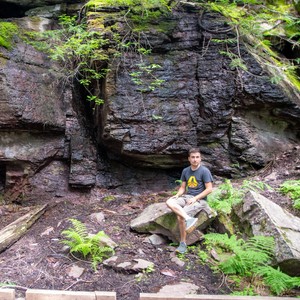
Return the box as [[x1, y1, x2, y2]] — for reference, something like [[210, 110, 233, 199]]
[[241, 180, 273, 193], [279, 180, 300, 209], [219, 236, 274, 276], [0, 281, 16, 287], [207, 179, 243, 214], [25, 15, 109, 106], [0, 22, 18, 49], [231, 287, 257, 296], [197, 249, 209, 263], [204, 233, 242, 251], [87, 0, 171, 15], [208, 179, 272, 214], [204, 234, 275, 276], [203, 233, 300, 295], [205, 0, 300, 90], [130, 62, 165, 92], [256, 266, 300, 295], [87, 0, 172, 33], [61, 218, 114, 271], [87, 0, 169, 93]]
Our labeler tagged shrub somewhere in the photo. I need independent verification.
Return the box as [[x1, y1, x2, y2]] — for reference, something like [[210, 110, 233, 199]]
[[279, 180, 300, 210], [203, 233, 300, 295]]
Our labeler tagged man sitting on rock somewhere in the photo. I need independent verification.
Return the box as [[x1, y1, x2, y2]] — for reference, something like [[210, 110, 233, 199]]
[[166, 147, 213, 254]]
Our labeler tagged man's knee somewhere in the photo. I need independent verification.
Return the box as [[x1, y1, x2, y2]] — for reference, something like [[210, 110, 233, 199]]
[[166, 197, 174, 208]]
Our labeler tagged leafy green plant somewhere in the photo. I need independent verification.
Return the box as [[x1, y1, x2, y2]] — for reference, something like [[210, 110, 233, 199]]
[[256, 266, 300, 295], [207, 179, 244, 214], [135, 262, 155, 282], [205, 0, 300, 90], [208, 179, 272, 214], [25, 15, 109, 106], [0, 281, 17, 287], [197, 249, 209, 263], [61, 218, 114, 271], [204, 234, 276, 275], [203, 233, 300, 295], [218, 236, 274, 276], [89, 0, 170, 93], [231, 287, 257, 296], [279, 180, 300, 209]]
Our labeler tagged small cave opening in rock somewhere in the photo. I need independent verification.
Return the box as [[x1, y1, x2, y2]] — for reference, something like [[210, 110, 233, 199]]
[[0, 164, 6, 192], [0, 3, 28, 18], [274, 39, 300, 76]]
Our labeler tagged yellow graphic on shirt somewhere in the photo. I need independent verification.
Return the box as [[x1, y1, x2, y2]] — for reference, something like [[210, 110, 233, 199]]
[[187, 176, 198, 188]]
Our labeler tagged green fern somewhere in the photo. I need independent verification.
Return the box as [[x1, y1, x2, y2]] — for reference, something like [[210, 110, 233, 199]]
[[256, 266, 300, 295], [61, 218, 88, 249], [207, 179, 244, 214], [241, 180, 273, 193], [203, 233, 300, 295], [220, 247, 272, 276], [204, 234, 274, 276], [204, 233, 244, 252], [208, 179, 272, 214], [61, 218, 115, 271], [279, 180, 300, 210]]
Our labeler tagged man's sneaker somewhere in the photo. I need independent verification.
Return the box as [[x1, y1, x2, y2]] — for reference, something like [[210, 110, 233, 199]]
[[185, 217, 198, 234], [176, 242, 187, 254]]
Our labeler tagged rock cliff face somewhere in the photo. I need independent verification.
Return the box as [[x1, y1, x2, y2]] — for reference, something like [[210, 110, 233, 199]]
[[0, 1, 299, 198], [93, 3, 300, 176]]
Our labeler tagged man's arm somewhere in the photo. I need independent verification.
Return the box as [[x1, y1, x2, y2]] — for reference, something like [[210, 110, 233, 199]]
[[174, 181, 187, 198], [187, 181, 213, 205]]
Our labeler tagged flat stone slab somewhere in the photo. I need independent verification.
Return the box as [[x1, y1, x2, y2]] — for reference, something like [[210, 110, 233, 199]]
[[103, 256, 154, 273]]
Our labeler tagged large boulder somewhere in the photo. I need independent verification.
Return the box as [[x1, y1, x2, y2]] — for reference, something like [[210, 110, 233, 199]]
[[130, 200, 217, 245], [234, 191, 300, 276]]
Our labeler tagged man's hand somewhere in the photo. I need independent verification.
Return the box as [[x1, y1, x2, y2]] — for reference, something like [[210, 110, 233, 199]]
[[186, 197, 197, 205]]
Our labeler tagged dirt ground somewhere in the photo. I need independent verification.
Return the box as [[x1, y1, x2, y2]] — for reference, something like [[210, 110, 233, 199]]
[[0, 146, 299, 300]]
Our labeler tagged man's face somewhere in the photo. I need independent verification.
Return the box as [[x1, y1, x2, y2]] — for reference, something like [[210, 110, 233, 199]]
[[188, 152, 201, 167]]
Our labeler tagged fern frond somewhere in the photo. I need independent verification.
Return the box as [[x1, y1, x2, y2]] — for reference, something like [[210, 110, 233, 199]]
[[72, 242, 93, 257], [220, 253, 249, 275], [208, 179, 243, 214], [256, 266, 300, 295], [241, 180, 273, 193], [204, 233, 244, 252], [220, 248, 271, 276], [243, 236, 275, 259], [279, 180, 300, 210], [60, 218, 115, 271], [91, 230, 109, 243], [61, 230, 86, 247], [68, 218, 89, 238], [205, 234, 275, 276]]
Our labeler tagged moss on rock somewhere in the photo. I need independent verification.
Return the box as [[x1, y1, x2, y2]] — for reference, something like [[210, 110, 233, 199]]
[[0, 22, 18, 49]]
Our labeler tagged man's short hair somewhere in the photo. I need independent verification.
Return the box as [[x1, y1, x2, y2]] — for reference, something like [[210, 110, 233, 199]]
[[188, 148, 201, 156]]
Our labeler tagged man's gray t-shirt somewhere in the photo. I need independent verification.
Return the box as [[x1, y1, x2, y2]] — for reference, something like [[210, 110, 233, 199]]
[[180, 165, 213, 199]]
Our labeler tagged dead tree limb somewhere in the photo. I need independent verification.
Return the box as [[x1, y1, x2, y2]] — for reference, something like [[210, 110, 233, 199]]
[[0, 204, 47, 253]]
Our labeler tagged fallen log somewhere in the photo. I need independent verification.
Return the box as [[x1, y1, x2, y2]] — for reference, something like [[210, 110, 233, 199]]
[[0, 204, 47, 252]]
